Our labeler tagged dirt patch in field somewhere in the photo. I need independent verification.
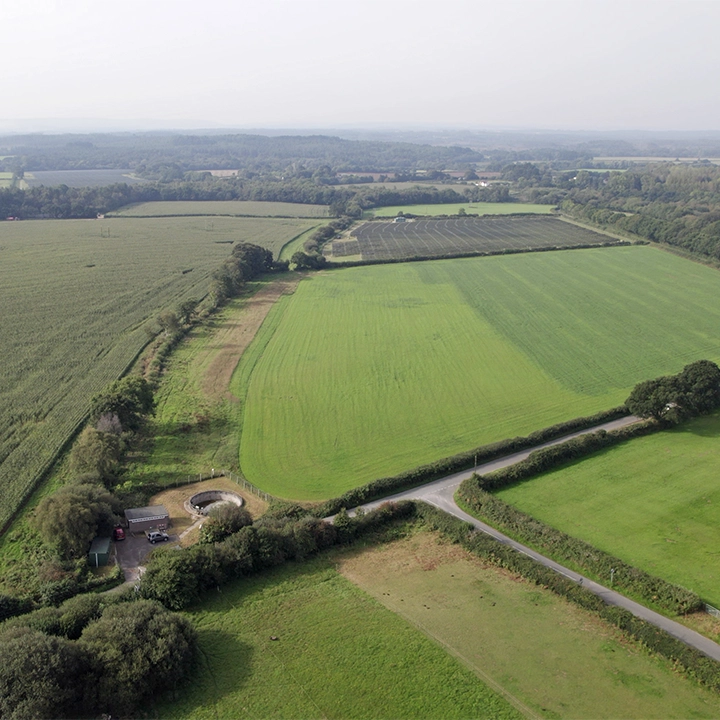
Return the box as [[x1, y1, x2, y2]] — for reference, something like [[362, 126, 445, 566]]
[[202, 276, 299, 401], [150, 475, 268, 547]]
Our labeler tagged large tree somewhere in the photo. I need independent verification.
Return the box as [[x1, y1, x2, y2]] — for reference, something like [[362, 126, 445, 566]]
[[0, 627, 93, 720], [32, 483, 118, 559], [79, 600, 197, 716], [626, 360, 720, 423], [90, 376, 154, 432]]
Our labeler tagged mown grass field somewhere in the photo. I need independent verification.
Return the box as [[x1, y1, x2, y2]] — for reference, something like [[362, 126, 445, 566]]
[[339, 532, 720, 719], [23, 169, 148, 187], [237, 246, 720, 499], [111, 200, 330, 218], [0, 217, 314, 530], [368, 202, 554, 217], [496, 412, 720, 607], [332, 215, 614, 261], [154, 533, 720, 719], [154, 552, 521, 720]]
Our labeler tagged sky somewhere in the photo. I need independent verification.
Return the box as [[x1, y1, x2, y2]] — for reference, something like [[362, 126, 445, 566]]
[[1, 0, 719, 133]]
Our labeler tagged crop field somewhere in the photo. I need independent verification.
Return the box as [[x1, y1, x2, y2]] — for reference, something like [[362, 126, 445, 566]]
[[367, 201, 554, 217], [111, 200, 330, 218], [331, 216, 614, 261], [0, 216, 314, 531], [496, 411, 720, 607], [155, 553, 519, 719], [22, 169, 148, 187], [237, 246, 720, 499], [0, 172, 13, 188]]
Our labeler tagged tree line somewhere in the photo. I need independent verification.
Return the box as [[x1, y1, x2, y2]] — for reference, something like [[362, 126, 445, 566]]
[[0, 132, 483, 174], [0, 176, 489, 220]]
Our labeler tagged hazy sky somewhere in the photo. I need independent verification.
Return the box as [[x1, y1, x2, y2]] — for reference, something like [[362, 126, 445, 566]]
[[2, 0, 718, 132]]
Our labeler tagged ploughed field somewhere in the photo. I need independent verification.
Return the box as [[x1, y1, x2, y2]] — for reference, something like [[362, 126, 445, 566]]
[[332, 215, 616, 261], [0, 216, 316, 530], [496, 412, 720, 607], [237, 246, 720, 499], [111, 200, 330, 218]]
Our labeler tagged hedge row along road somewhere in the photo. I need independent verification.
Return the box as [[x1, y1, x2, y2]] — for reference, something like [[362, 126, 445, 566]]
[[342, 415, 720, 664]]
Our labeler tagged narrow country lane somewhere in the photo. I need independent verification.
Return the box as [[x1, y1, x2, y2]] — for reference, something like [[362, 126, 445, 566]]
[[343, 416, 720, 663]]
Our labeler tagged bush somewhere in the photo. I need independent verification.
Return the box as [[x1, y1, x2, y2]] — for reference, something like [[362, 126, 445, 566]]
[[0, 627, 94, 720], [79, 600, 197, 717], [199, 503, 253, 544]]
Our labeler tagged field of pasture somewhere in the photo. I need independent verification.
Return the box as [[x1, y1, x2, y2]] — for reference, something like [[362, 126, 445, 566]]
[[331, 216, 615, 261], [111, 200, 330, 218], [155, 533, 720, 719], [367, 201, 554, 217], [0, 216, 315, 530], [495, 412, 720, 607], [155, 552, 520, 720], [23, 169, 148, 187], [0, 172, 13, 188], [237, 246, 720, 499]]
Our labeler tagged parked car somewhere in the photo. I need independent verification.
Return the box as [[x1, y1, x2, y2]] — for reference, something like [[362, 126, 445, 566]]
[[147, 530, 170, 544], [113, 527, 126, 541]]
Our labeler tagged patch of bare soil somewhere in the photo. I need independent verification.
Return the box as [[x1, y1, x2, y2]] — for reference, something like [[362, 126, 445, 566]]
[[336, 531, 490, 582], [202, 276, 300, 401], [150, 476, 269, 547]]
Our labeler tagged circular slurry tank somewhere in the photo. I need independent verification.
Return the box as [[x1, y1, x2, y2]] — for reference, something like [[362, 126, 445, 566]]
[[185, 490, 244, 517]]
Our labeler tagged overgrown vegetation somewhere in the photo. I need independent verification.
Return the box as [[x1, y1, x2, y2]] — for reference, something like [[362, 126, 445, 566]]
[[0, 595, 197, 719], [139, 500, 415, 610]]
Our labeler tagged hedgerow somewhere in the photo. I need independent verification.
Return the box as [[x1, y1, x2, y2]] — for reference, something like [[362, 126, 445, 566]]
[[415, 503, 720, 693], [139, 500, 416, 610], [456, 422, 704, 615], [315, 406, 627, 517]]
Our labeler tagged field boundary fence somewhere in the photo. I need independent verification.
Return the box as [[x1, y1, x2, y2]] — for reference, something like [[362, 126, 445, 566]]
[[169, 468, 272, 503], [705, 604, 720, 619]]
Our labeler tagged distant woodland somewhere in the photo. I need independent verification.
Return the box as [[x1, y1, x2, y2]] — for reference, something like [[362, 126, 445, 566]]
[[3, 132, 720, 259]]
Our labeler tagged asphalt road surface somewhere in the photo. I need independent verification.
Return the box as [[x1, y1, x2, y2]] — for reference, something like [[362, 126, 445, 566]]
[[345, 416, 720, 662]]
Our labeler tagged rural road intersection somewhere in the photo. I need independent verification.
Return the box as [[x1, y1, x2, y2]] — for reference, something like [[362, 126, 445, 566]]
[[345, 416, 720, 663]]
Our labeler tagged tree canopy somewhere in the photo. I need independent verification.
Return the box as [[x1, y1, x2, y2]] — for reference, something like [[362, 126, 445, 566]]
[[625, 360, 720, 422]]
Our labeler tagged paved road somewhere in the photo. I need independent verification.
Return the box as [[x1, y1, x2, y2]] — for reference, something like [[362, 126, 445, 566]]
[[345, 416, 720, 662]]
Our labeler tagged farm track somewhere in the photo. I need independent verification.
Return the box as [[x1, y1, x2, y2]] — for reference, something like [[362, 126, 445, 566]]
[[344, 415, 720, 663]]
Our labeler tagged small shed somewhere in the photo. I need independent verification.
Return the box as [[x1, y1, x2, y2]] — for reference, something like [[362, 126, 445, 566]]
[[88, 537, 111, 567], [124, 505, 170, 534]]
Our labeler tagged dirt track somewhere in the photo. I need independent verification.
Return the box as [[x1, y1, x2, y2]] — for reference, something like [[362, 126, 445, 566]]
[[202, 276, 300, 400]]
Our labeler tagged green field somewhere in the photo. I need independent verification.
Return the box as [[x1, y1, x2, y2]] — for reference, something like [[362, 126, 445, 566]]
[[340, 532, 720, 718], [368, 202, 554, 217], [237, 246, 720, 499], [154, 554, 520, 720], [496, 412, 720, 607], [155, 534, 720, 719], [0, 172, 13, 188], [0, 217, 315, 530], [111, 200, 330, 218]]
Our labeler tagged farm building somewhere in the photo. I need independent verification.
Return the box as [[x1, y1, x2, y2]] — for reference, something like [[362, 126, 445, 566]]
[[88, 536, 111, 567], [124, 505, 170, 534]]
